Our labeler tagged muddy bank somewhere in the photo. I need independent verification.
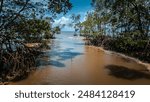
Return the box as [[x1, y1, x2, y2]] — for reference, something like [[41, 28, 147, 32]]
[[88, 46, 150, 71]]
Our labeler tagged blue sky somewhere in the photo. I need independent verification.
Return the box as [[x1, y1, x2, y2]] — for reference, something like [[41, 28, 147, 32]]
[[53, 0, 93, 31]]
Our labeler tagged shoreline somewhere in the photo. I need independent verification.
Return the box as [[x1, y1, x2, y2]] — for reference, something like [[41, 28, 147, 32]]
[[88, 45, 150, 71]]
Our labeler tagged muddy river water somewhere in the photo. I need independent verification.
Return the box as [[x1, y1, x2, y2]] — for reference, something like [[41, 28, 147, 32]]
[[12, 32, 150, 85]]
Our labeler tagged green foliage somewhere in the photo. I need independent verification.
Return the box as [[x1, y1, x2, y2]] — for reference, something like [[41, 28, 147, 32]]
[[44, 30, 52, 39], [109, 36, 150, 62], [48, 0, 72, 14], [16, 19, 51, 43], [82, 0, 150, 62], [70, 14, 81, 35], [53, 26, 61, 34], [0, 0, 72, 82]]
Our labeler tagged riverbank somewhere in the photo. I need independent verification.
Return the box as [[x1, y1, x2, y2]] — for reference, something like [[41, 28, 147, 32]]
[[88, 45, 150, 72]]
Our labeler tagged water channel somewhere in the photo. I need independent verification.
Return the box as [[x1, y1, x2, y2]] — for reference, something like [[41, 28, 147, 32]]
[[12, 31, 150, 85]]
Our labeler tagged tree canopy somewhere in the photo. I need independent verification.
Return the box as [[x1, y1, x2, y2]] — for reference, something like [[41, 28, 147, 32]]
[[81, 0, 150, 62], [0, 0, 72, 82]]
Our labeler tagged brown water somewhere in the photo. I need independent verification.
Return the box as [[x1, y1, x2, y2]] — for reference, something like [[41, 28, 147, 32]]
[[12, 32, 150, 85]]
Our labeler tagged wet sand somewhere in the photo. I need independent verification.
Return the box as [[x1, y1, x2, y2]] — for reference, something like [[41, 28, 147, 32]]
[[11, 32, 150, 85]]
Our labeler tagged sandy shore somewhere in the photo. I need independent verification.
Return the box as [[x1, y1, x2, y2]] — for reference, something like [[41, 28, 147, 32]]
[[88, 46, 150, 71]]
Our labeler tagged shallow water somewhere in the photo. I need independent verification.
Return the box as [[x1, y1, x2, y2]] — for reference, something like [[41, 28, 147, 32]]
[[12, 32, 150, 85]]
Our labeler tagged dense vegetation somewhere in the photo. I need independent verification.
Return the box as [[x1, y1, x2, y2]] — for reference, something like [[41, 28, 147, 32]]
[[70, 14, 81, 36], [0, 0, 72, 83], [80, 0, 150, 62]]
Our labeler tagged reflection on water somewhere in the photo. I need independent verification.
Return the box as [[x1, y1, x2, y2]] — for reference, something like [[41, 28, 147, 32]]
[[36, 32, 84, 68], [12, 31, 150, 85]]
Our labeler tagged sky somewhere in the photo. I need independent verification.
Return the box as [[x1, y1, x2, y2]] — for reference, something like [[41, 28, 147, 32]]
[[53, 0, 93, 31]]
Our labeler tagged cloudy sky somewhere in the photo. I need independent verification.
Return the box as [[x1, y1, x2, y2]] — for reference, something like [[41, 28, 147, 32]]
[[53, 0, 93, 31]]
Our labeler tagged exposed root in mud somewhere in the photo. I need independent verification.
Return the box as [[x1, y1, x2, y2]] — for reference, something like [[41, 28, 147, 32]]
[[0, 44, 41, 84]]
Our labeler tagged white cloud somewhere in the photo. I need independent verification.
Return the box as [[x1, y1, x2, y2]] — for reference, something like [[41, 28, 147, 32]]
[[53, 16, 74, 31], [53, 16, 72, 28], [52, 12, 88, 31]]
